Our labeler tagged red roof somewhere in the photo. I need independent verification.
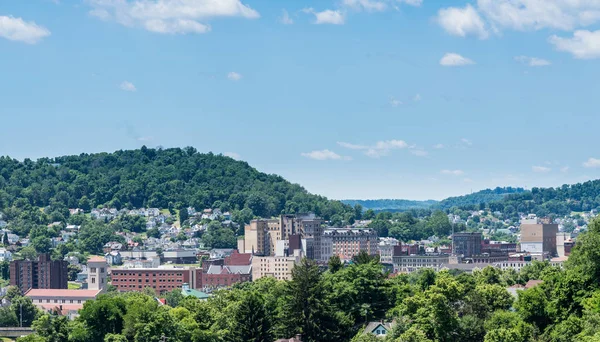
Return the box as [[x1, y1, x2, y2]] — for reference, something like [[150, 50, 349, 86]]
[[225, 251, 252, 266], [88, 256, 107, 263], [525, 280, 543, 289], [25, 289, 101, 298]]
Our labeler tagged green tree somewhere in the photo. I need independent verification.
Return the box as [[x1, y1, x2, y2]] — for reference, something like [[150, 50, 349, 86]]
[[11, 296, 39, 327], [20, 246, 38, 261], [231, 291, 273, 342], [179, 208, 189, 225], [78, 295, 126, 342], [363, 209, 375, 220], [32, 314, 70, 342], [328, 255, 342, 273], [279, 258, 345, 342], [164, 289, 183, 307]]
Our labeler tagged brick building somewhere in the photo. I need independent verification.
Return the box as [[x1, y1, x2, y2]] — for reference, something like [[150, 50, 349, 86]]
[[10, 254, 68, 293], [452, 232, 482, 257], [201, 265, 252, 290], [110, 267, 201, 294], [322, 228, 378, 262]]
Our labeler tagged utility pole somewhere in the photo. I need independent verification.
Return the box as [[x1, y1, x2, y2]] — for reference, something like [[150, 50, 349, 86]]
[[20, 302, 22, 328]]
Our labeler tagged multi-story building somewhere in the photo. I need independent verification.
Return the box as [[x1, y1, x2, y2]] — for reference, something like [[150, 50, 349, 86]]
[[25, 289, 102, 319], [252, 249, 303, 281], [393, 254, 450, 273], [242, 214, 324, 259], [87, 256, 108, 291], [377, 237, 399, 264], [110, 266, 201, 294], [242, 219, 275, 255], [520, 217, 558, 256], [10, 254, 68, 293], [25, 256, 108, 319], [322, 228, 378, 262], [201, 265, 252, 290], [481, 239, 518, 255], [452, 232, 482, 257], [297, 214, 324, 261]]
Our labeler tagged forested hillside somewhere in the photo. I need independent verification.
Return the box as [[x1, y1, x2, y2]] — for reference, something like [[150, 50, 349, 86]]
[[0, 147, 353, 221], [436, 187, 526, 210], [485, 181, 600, 218], [341, 199, 437, 212]]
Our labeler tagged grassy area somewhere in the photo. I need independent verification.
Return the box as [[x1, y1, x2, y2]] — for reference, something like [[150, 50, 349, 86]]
[[68, 282, 82, 289]]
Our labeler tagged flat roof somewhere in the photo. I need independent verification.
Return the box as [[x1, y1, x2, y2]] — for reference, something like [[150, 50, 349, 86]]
[[25, 289, 101, 298]]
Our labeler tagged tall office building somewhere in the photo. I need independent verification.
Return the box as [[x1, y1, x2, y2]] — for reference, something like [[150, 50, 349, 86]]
[[10, 254, 68, 293], [520, 216, 558, 256], [452, 232, 482, 258]]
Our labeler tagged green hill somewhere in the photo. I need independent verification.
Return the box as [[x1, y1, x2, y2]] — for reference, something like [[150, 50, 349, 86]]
[[341, 199, 438, 212], [436, 187, 526, 210], [0, 147, 352, 222]]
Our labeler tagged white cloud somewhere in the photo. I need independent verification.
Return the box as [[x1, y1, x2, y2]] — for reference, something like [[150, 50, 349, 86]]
[[343, 0, 387, 12], [477, 0, 600, 32], [303, 8, 345, 25], [583, 157, 600, 168], [433, 143, 445, 149], [227, 72, 242, 81], [224, 152, 240, 159], [440, 53, 475, 66], [463, 178, 474, 183], [514, 55, 551, 66], [0, 16, 50, 44], [532, 165, 551, 173], [144, 18, 210, 34], [399, 0, 422, 6], [437, 4, 488, 39], [375, 140, 408, 150], [461, 138, 473, 146], [561, 166, 570, 173], [120, 81, 137, 92], [441, 169, 465, 176], [549, 30, 600, 59], [390, 97, 402, 107], [413, 94, 421, 101], [87, 0, 259, 35], [279, 9, 293, 24], [89, 8, 111, 20], [301, 149, 350, 161], [337, 142, 368, 150], [338, 139, 410, 158], [410, 149, 428, 157]]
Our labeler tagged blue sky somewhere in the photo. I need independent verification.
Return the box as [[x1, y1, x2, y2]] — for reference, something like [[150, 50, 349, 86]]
[[2, 0, 600, 201]]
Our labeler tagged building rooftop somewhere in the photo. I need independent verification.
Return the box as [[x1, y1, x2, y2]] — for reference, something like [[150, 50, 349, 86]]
[[181, 288, 210, 300], [25, 289, 101, 298], [206, 265, 251, 275], [88, 256, 107, 263]]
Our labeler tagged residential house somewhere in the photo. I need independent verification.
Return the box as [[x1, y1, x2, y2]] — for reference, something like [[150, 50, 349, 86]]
[[0, 248, 12, 262], [105, 251, 122, 266], [363, 321, 395, 337]]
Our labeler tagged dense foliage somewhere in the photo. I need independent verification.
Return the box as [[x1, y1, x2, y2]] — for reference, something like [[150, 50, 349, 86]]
[[0, 147, 354, 223], [13, 217, 600, 342], [436, 187, 526, 210], [486, 181, 600, 218]]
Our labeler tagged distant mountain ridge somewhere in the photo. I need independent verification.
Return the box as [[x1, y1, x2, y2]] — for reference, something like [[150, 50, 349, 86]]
[[343, 187, 526, 212], [341, 199, 438, 212]]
